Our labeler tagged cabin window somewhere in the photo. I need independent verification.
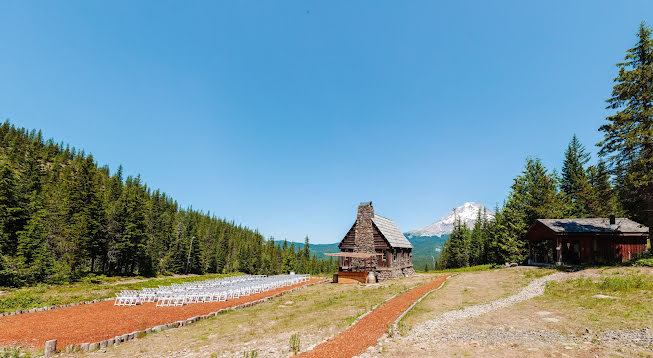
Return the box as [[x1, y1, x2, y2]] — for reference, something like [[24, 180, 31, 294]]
[[593, 239, 597, 251], [382, 251, 387, 261]]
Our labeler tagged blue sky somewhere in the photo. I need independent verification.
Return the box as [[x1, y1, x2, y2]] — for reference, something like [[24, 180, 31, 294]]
[[1, 1, 652, 244]]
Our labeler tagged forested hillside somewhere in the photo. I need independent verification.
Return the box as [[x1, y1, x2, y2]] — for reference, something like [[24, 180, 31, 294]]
[[0, 121, 337, 287], [438, 24, 653, 268]]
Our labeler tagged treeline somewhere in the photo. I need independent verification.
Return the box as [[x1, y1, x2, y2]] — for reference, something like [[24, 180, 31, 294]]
[[439, 23, 653, 268], [0, 122, 336, 287]]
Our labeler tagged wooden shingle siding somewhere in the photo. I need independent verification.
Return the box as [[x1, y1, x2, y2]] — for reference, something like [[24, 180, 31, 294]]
[[373, 226, 391, 249], [339, 226, 356, 250]]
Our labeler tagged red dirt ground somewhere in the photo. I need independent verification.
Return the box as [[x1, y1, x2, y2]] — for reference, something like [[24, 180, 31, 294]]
[[0, 278, 323, 349], [299, 274, 450, 358]]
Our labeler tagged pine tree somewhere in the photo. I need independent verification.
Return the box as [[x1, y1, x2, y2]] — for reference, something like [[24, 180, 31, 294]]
[[488, 158, 563, 264], [0, 161, 25, 257], [599, 22, 653, 233], [586, 160, 621, 217], [16, 191, 55, 283], [441, 217, 470, 268], [491, 205, 526, 264], [512, 158, 565, 224], [561, 135, 591, 216], [469, 209, 484, 265]]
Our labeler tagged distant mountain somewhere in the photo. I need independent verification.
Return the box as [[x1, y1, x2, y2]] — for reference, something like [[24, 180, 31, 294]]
[[276, 241, 340, 259], [406, 202, 495, 238], [407, 235, 448, 270]]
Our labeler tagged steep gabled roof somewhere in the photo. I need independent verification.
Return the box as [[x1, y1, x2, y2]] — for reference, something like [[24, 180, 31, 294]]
[[372, 215, 413, 248], [536, 218, 648, 234]]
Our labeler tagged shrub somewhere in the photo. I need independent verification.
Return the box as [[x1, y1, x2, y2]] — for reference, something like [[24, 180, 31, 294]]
[[0, 347, 29, 358], [632, 258, 653, 267]]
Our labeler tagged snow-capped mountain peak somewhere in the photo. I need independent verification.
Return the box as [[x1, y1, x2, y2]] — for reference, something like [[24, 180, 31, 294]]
[[406, 202, 494, 237]]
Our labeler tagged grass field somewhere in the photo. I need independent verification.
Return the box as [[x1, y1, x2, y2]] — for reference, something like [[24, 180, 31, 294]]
[[0, 273, 240, 314], [466, 267, 653, 333]]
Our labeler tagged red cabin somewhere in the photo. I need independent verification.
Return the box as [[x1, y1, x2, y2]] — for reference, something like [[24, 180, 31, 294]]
[[525, 217, 649, 265]]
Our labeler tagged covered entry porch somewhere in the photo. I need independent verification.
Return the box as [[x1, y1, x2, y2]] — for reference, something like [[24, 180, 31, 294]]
[[325, 252, 381, 283]]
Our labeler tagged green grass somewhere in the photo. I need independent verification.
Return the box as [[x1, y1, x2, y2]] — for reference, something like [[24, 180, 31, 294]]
[[0, 273, 240, 313], [429, 264, 499, 273], [541, 269, 653, 331]]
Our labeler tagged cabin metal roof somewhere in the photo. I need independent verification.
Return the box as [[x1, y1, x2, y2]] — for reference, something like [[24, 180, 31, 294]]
[[536, 218, 648, 234], [372, 215, 413, 248]]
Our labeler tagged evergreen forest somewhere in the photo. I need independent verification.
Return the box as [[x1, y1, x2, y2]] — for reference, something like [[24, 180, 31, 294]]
[[0, 123, 337, 287]]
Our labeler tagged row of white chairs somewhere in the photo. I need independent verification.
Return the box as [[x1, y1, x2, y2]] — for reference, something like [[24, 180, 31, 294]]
[[114, 290, 143, 306], [155, 274, 309, 307], [114, 274, 310, 307]]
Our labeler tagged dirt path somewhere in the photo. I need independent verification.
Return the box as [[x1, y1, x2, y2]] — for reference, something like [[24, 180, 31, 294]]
[[298, 274, 450, 358], [0, 278, 323, 349]]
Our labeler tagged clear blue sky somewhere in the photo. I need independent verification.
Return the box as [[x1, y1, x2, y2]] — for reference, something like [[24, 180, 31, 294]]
[[1, 1, 652, 244]]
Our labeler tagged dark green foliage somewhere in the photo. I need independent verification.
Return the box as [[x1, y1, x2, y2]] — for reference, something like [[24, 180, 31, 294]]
[[599, 22, 653, 233], [585, 160, 621, 217], [438, 217, 471, 268], [561, 135, 591, 216], [0, 121, 335, 287]]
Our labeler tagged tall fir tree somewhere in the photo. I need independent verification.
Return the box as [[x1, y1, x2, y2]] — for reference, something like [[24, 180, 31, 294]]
[[0, 161, 25, 256], [561, 135, 591, 217], [585, 160, 621, 217], [439, 216, 470, 268], [599, 22, 653, 234]]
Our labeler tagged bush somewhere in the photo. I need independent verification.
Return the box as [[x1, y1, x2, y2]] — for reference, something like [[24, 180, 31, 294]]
[[633, 258, 653, 267]]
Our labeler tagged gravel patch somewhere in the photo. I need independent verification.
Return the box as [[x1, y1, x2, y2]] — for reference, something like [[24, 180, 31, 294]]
[[411, 273, 564, 336], [361, 327, 653, 357]]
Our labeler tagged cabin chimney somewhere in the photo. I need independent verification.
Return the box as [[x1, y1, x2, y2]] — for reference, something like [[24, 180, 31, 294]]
[[354, 201, 376, 255], [609, 215, 616, 226]]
